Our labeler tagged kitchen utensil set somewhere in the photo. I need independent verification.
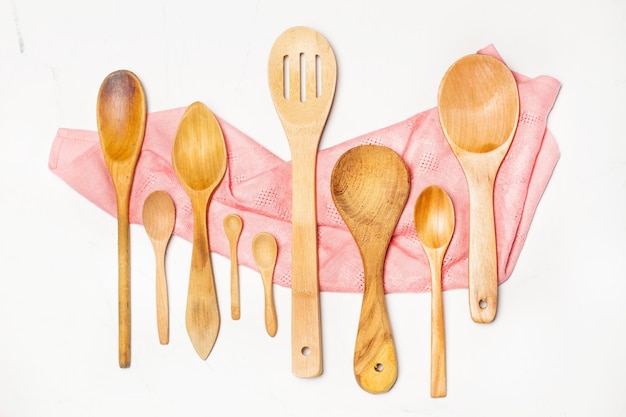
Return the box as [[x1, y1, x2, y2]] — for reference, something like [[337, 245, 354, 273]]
[[95, 26, 518, 396]]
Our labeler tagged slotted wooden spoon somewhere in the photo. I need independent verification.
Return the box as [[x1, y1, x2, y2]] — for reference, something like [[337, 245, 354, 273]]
[[331, 145, 410, 394], [223, 214, 243, 320], [142, 191, 175, 345], [268, 26, 337, 377], [172, 101, 227, 359], [438, 54, 519, 323], [414, 185, 455, 398], [96, 69, 146, 368], [252, 232, 278, 337]]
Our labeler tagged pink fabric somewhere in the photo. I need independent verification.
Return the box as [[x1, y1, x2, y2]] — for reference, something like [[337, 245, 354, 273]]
[[48, 45, 561, 293]]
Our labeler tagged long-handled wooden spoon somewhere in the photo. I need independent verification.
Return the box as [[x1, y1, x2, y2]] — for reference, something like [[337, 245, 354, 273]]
[[268, 26, 337, 377], [96, 70, 146, 368], [330, 145, 410, 394], [223, 214, 243, 320], [172, 101, 227, 359], [414, 185, 455, 398], [142, 191, 175, 345], [252, 232, 278, 337], [438, 54, 519, 323]]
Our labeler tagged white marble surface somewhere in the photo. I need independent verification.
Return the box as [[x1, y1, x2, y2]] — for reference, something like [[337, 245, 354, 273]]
[[1, 0, 625, 416]]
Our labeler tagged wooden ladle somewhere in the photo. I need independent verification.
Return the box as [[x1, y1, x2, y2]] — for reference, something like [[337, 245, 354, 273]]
[[172, 101, 227, 360], [96, 70, 146, 368], [142, 191, 175, 345], [438, 54, 519, 323], [252, 232, 278, 337], [268, 26, 337, 377], [414, 185, 455, 398], [330, 145, 410, 394], [223, 214, 243, 320]]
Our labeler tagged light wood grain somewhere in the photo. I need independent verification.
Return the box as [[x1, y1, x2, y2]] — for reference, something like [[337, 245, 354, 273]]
[[331, 145, 410, 394], [414, 185, 455, 398], [252, 232, 278, 337], [223, 214, 243, 320], [142, 191, 175, 345], [438, 54, 519, 323], [268, 26, 337, 377], [172, 101, 227, 360], [96, 70, 146, 368]]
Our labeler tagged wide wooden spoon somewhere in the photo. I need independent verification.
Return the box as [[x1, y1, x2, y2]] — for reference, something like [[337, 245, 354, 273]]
[[142, 191, 175, 345], [414, 185, 455, 398], [252, 232, 278, 337], [96, 69, 146, 368], [268, 26, 337, 377], [330, 145, 410, 394], [172, 101, 227, 359], [223, 214, 243, 320], [438, 54, 519, 323]]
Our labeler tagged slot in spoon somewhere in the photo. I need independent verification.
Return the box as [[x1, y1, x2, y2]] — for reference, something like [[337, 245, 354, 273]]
[[414, 185, 455, 398], [438, 54, 519, 323], [172, 101, 227, 359], [331, 144, 410, 394], [96, 70, 146, 368], [252, 232, 278, 337], [142, 191, 175, 345]]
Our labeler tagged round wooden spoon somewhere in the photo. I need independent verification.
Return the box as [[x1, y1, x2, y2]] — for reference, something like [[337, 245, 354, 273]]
[[223, 214, 243, 320], [438, 54, 519, 323], [96, 69, 146, 368], [142, 191, 175, 345], [330, 144, 410, 394], [172, 101, 227, 360], [414, 185, 455, 398], [252, 232, 278, 337]]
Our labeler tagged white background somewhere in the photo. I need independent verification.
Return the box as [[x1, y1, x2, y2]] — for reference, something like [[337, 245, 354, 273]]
[[1, 0, 624, 416]]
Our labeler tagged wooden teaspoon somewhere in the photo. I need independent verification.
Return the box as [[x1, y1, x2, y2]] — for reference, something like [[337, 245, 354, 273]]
[[142, 191, 175, 345], [223, 214, 243, 320], [330, 145, 410, 394], [414, 185, 455, 398], [252, 232, 278, 337], [438, 54, 519, 323], [172, 102, 227, 359], [96, 70, 146, 368]]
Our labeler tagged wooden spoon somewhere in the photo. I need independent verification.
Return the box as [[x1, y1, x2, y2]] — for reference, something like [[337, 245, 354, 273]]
[[252, 232, 278, 337], [330, 145, 410, 394], [172, 101, 227, 359], [414, 185, 455, 398], [438, 54, 519, 323], [96, 69, 146, 368], [268, 26, 337, 377], [223, 214, 243, 320], [142, 191, 175, 345]]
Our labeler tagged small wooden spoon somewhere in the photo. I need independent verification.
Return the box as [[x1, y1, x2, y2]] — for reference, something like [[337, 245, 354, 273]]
[[438, 54, 519, 323], [268, 26, 337, 377], [330, 145, 410, 394], [252, 232, 278, 337], [172, 101, 227, 360], [142, 191, 175, 345], [414, 185, 455, 398], [96, 70, 146, 368], [223, 214, 243, 320]]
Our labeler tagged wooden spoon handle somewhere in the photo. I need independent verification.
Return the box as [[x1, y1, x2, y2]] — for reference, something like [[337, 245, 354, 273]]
[[261, 267, 278, 337], [290, 152, 322, 377], [466, 176, 498, 323], [229, 241, 240, 320], [154, 243, 169, 345], [354, 261, 398, 394], [186, 197, 220, 359], [428, 249, 446, 398], [115, 192, 131, 368]]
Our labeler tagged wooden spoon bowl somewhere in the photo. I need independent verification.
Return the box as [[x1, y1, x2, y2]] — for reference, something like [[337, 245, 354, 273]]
[[331, 144, 410, 394]]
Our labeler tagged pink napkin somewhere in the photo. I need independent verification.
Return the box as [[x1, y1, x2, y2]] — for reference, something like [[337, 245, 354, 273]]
[[48, 45, 560, 293]]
